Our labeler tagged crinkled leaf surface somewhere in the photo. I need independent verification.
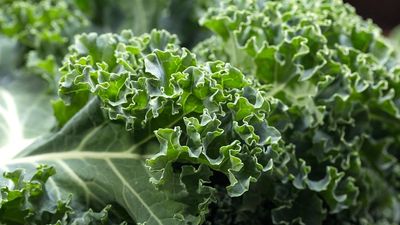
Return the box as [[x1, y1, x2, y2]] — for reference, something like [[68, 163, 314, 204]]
[[0, 164, 126, 225], [2, 0, 400, 224], [196, 0, 400, 223], [1, 29, 283, 225], [57, 29, 281, 198]]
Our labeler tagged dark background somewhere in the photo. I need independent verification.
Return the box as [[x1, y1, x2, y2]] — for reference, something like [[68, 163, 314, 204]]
[[345, 0, 400, 34]]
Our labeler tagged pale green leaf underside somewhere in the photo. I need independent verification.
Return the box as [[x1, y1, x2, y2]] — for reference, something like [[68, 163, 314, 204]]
[[0, 37, 55, 164]]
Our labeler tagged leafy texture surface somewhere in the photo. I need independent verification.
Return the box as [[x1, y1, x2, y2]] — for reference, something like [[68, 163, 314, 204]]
[[0, 0, 88, 85], [2, 29, 282, 224], [58, 29, 281, 197], [195, 0, 400, 223], [1, 0, 400, 224], [0, 165, 125, 225], [3, 99, 193, 225]]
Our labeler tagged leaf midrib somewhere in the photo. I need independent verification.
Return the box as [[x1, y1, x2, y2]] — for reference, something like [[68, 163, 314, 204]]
[[8, 151, 150, 165], [106, 159, 164, 225]]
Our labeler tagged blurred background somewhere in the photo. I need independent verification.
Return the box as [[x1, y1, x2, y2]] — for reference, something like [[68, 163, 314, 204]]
[[345, 0, 400, 34]]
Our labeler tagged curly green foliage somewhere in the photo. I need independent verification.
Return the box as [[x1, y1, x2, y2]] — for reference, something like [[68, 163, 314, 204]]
[[192, 36, 228, 63], [205, 185, 327, 225], [0, 0, 88, 83], [197, 0, 400, 223], [0, 0, 87, 49], [0, 165, 126, 225], [0, 0, 214, 84], [58, 29, 282, 198], [56, 29, 181, 126]]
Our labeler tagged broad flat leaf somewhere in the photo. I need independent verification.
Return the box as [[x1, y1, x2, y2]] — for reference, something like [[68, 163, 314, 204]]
[[0, 76, 55, 164], [0, 37, 55, 165], [1, 98, 197, 225]]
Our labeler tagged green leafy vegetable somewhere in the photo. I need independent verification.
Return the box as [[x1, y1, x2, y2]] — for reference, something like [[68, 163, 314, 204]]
[[1, 0, 400, 224], [0, 0, 88, 84], [0, 165, 127, 224], [1, 29, 281, 224], [195, 0, 400, 223]]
